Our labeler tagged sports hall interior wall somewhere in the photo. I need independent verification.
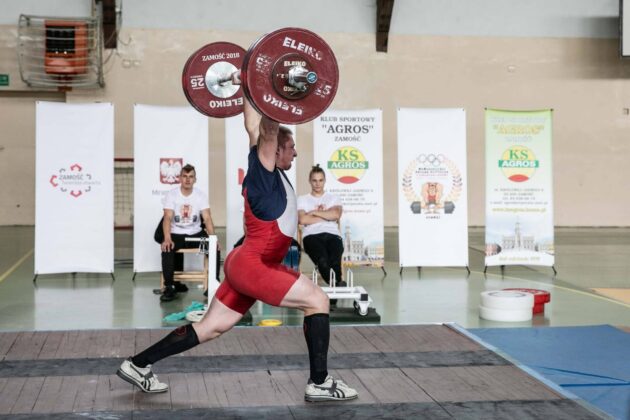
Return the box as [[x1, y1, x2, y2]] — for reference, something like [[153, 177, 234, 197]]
[[0, 0, 629, 227]]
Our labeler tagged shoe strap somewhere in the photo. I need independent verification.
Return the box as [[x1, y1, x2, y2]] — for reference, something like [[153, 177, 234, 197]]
[[130, 363, 153, 380]]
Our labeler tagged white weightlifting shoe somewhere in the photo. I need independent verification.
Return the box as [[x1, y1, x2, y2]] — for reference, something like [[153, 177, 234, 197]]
[[116, 358, 169, 393], [305, 375, 358, 402]]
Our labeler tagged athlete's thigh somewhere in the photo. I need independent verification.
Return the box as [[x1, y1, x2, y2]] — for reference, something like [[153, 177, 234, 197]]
[[193, 295, 244, 342], [279, 273, 328, 311], [215, 273, 256, 314]]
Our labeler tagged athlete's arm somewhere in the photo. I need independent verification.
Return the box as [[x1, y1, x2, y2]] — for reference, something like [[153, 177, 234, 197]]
[[243, 97, 261, 149], [232, 70, 261, 149], [235, 70, 278, 172], [257, 116, 280, 171]]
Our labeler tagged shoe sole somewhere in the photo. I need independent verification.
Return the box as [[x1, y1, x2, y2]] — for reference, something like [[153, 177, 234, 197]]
[[304, 394, 358, 402], [116, 369, 169, 393]]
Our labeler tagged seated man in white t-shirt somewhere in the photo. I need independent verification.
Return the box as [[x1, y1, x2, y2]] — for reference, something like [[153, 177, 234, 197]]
[[297, 165, 345, 292], [160, 164, 217, 302]]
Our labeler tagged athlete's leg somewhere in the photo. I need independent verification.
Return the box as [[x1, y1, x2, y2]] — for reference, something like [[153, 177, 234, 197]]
[[279, 273, 329, 316], [118, 281, 251, 393], [192, 296, 246, 342], [281, 275, 329, 383], [279, 274, 357, 400]]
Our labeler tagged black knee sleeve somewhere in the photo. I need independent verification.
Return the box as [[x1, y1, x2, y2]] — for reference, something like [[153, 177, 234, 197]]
[[132, 323, 199, 367]]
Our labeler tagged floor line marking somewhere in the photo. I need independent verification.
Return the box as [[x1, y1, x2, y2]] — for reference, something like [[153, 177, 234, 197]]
[[0, 249, 33, 284]]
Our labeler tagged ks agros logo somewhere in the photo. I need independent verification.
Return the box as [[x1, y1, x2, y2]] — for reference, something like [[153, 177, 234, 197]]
[[499, 145, 539, 182], [327, 146, 368, 184]]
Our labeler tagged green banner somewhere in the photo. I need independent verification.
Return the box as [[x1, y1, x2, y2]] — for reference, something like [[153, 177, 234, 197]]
[[485, 109, 554, 267]]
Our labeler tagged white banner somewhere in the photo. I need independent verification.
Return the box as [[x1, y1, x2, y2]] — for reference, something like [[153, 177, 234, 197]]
[[313, 109, 384, 267], [485, 109, 555, 267], [35, 102, 114, 274], [397, 108, 469, 267], [225, 115, 296, 253], [133, 105, 209, 272]]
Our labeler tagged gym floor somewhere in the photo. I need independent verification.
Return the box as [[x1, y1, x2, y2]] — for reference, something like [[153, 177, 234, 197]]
[[0, 226, 628, 331]]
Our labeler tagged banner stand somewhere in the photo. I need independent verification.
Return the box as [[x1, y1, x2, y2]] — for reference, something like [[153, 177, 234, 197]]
[[35, 102, 115, 278], [314, 109, 386, 274], [33, 272, 115, 283], [132, 104, 209, 275], [397, 108, 469, 271], [399, 266, 470, 276], [484, 109, 555, 272], [483, 265, 557, 276]]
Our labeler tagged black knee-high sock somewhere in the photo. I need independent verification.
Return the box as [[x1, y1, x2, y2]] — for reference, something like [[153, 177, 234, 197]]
[[131, 324, 199, 367], [303, 313, 329, 384]]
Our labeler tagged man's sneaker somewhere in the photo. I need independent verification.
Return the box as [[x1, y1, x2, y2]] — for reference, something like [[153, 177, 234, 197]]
[[116, 358, 169, 393], [160, 286, 177, 302], [173, 281, 189, 293], [305, 375, 358, 402]]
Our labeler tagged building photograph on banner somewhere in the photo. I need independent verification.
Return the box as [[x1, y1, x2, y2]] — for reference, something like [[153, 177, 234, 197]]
[[35, 102, 114, 275], [225, 115, 297, 253], [133, 104, 209, 273], [313, 109, 384, 268], [485, 109, 554, 267], [397, 108, 468, 268]]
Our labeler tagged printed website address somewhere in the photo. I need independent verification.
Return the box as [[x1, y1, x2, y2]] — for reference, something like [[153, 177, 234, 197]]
[[491, 207, 547, 213]]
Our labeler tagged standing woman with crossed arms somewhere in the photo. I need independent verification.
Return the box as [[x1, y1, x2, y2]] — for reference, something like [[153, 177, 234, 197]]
[[298, 165, 346, 292]]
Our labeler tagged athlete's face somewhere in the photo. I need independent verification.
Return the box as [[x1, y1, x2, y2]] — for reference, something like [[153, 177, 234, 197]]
[[309, 173, 325, 194], [276, 137, 297, 170]]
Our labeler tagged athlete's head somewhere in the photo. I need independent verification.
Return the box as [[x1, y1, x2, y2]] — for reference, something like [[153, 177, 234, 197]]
[[276, 126, 297, 170]]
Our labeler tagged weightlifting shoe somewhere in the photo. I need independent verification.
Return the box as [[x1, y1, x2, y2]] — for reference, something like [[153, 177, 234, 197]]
[[305, 375, 358, 402], [116, 358, 168, 393]]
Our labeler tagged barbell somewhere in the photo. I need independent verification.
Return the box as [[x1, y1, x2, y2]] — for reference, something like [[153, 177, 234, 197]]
[[182, 28, 338, 124]]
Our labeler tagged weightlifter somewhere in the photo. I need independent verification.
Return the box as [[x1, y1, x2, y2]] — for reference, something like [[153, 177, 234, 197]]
[[116, 74, 358, 402]]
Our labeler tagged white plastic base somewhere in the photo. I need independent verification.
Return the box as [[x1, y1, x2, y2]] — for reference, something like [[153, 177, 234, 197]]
[[313, 269, 372, 316], [481, 290, 534, 310], [479, 305, 533, 322]]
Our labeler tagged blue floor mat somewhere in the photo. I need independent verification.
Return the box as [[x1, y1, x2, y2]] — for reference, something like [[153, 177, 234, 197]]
[[470, 325, 630, 420]]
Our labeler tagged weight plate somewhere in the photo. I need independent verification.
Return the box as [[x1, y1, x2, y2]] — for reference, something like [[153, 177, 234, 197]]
[[241, 28, 338, 124], [182, 42, 246, 118]]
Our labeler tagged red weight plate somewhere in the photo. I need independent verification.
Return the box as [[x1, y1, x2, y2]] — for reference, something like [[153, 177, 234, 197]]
[[503, 288, 551, 304], [241, 33, 266, 116], [533, 303, 545, 314], [241, 27, 338, 124], [182, 42, 246, 118]]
